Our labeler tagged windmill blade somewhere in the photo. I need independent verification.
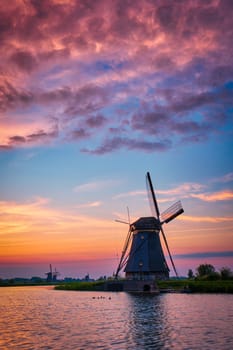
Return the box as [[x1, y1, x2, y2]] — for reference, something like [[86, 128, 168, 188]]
[[115, 207, 132, 278], [160, 200, 184, 224], [160, 226, 178, 277], [146, 172, 160, 219], [115, 206, 131, 226], [146, 172, 179, 276], [127, 206, 131, 226], [115, 219, 129, 225], [115, 226, 133, 278]]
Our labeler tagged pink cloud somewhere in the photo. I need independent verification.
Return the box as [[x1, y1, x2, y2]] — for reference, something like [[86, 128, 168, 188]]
[[191, 190, 233, 202], [180, 214, 233, 223]]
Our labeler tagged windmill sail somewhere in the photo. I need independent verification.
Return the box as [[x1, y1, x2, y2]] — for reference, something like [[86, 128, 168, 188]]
[[160, 226, 178, 277], [146, 172, 181, 277], [146, 172, 160, 219], [160, 201, 184, 224], [115, 226, 132, 278]]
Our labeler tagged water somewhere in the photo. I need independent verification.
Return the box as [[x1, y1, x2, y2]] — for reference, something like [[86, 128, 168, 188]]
[[0, 286, 232, 350]]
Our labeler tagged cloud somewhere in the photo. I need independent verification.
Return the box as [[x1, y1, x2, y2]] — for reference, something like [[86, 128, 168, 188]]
[[131, 85, 232, 146], [85, 115, 107, 128], [73, 179, 119, 192], [0, 81, 34, 112], [191, 190, 233, 202], [0, 0, 232, 152], [0, 197, 54, 234], [210, 172, 233, 184], [82, 137, 172, 154], [4, 122, 59, 148], [70, 128, 90, 140], [113, 190, 146, 200], [76, 201, 102, 209], [175, 251, 233, 259], [180, 215, 233, 223], [157, 183, 205, 196], [112, 178, 233, 204], [0, 196, 50, 211], [63, 84, 111, 118], [10, 50, 37, 72], [9, 135, 26, 144], [151, 175, 233, 204], [171, 87, 233, 116]]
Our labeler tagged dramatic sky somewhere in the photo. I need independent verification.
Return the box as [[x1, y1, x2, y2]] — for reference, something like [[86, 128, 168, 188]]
[[0, 0, 233, 279]]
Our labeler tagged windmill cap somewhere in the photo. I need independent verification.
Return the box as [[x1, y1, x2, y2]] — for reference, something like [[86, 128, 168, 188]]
[[131, 216, 161, 231]]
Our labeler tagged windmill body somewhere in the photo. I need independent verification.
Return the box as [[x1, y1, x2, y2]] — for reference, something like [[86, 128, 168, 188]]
[[115, 172, 184, 281], [125, 217, 169, 280]]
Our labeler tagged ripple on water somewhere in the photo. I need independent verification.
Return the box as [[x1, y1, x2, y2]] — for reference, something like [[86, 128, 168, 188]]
[[0, 287, 232, 349]]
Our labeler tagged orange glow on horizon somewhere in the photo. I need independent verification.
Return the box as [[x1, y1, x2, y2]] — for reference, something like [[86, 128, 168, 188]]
[[1, 198, 232, 269]]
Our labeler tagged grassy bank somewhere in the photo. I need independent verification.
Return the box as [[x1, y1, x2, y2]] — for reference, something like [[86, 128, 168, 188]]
[[157, 279, 233, 293], [2, 279, 232, 293], [55, 280, 106, 291], [55, 279, 233, 293], [0, 279, 233, 294], [0, 282, 60, 287]]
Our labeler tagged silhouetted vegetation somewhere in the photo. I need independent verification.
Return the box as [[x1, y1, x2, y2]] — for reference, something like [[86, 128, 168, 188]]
[[158, 279, 233, 293], [55, 280, 106, 291], [220, 267, 233, 280], [158, 264, 233, 293], [193, 264, 233, 281], [188, 269, 194, 279]]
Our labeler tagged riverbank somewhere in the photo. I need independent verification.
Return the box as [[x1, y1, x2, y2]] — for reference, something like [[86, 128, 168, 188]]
[[158, 279, 233, 293], [55, 280, 105, 291], [54, 279, 233, 293], [0, 282, 61, 287], [1, 279, 232, 293]]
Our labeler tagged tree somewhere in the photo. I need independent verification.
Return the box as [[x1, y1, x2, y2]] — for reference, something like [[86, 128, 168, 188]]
[[188, 269, 194, 279], [220, 267, 232, 280], [196, 264, 215, 278]]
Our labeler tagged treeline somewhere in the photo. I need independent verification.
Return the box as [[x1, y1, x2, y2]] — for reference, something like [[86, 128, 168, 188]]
[[187, 264, 233, 281], [158, 264, 233, 293]]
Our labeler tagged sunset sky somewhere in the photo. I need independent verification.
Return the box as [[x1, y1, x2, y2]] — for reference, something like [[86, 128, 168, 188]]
[[0, 0, 233, 279]]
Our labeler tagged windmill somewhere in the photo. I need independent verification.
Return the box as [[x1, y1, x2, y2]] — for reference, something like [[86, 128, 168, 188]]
[[45, 264, 60, 282], [115, 172, 184, 280]]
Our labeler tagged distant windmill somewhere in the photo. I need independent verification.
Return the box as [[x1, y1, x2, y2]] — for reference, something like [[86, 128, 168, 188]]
[[115, 172, 184, 280], [45, 264, 60, 282]]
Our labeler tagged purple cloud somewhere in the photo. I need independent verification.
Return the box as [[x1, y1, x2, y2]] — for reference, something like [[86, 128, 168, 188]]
[[0, 0, 232, 153], [85, 115, 107, 128], [0, 81, 34, 112], [82, 136, 171, 155], [70, 128, 91, 140], [9, 135, 26, 144], [63, 85, 110, 118]]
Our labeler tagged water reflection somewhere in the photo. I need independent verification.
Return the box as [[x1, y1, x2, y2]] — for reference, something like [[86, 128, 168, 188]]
[[0, 287, 232, 349], [119, 292, 233, 350], [125, 293, 166, 349]]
